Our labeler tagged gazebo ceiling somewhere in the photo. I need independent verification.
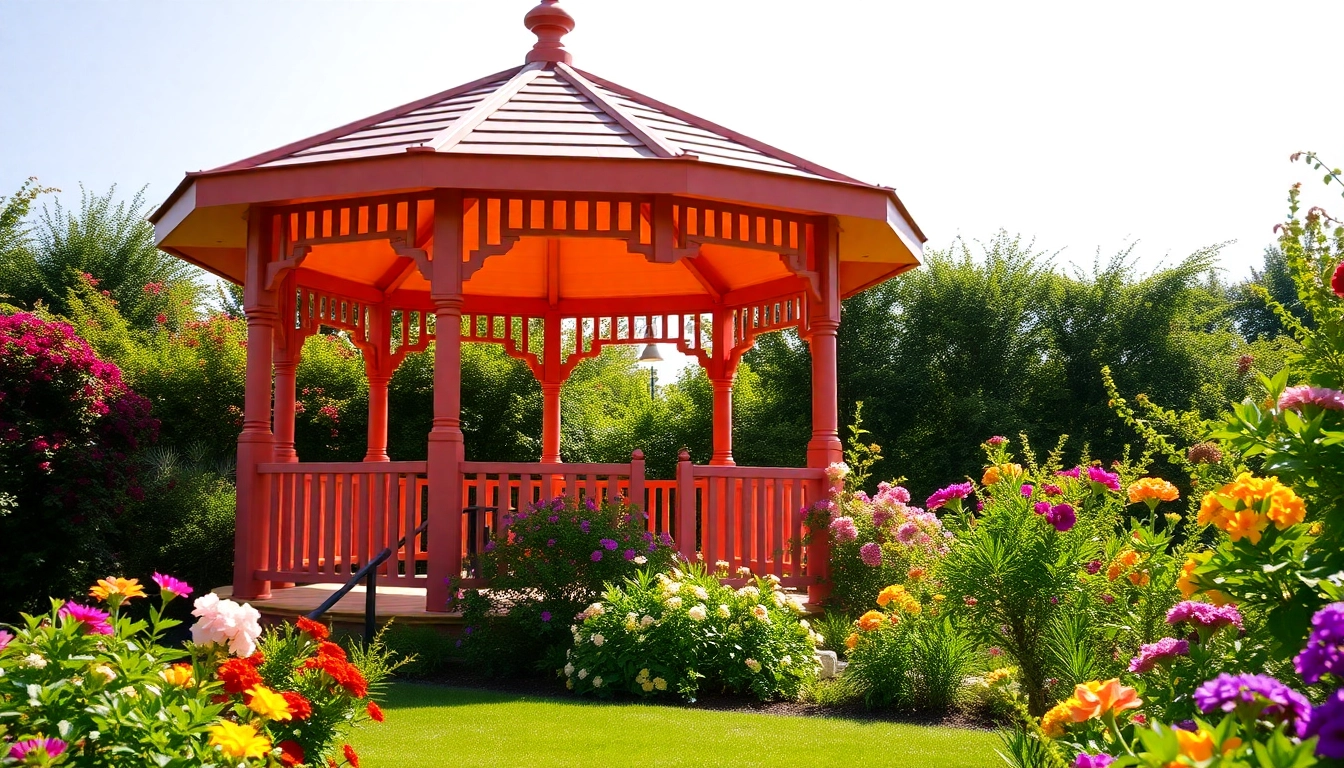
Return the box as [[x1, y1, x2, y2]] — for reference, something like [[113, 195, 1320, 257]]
[[152, 1, 926, 300]]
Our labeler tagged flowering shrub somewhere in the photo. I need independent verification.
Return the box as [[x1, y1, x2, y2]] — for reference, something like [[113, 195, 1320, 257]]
[[840, 583, 976, 711], [562, 566, 819, 702], [0, 575, 398, 766], [455, 495, 678, 677], [0, 311, 158, 615]]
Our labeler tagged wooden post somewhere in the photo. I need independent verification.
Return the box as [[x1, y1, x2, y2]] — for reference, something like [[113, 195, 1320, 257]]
[[707, 309, 736, 466], [234, 208, 277, 600], [540, 312, 562, 463], [272, 350, 300, 464], [365, 304, 392, 462], [364, 374, 392, 462], [674, 449, 696, 561], [425, 191, 466, 612], [805, 217, 841, 605], [629, 449, 646, 513]]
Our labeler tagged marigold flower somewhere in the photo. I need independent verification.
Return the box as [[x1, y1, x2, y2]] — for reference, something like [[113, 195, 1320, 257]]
[[1200, 473, 1306, 540], [1127, 478, 1179, 507], [160, 664, 194, 687], [857, 610, 885, 631], [1224, 509, 1269, 544], [283, 690, 314, 720], [296, 616, 330, 641], [1041, 700, 1074, 737], [367, 700, 385, 722], [217, 657, 263, 694], [90, 576, 146, 604], [906, 567, 925, 580], [276, 740, 305, 767], [982, 463, 1023, 486], [845, 632, 859, 650], [1177, 556, 1202, 599], [1127, 570, 1150, 587], [208, 721, 271, 760], [245, 684, 293, 721]]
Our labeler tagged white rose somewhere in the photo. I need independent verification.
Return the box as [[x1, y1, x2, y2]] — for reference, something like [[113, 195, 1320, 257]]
[[666, 596, 682, 609], [578, 668, 589, 680], [591, 633, 605, 647], [688, 605, 707, 621], [717, 604, 732, 618], [592, 676, 603, 688]]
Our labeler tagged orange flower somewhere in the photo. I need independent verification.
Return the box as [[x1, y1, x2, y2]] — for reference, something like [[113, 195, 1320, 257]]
[[1128, 477, 1179, 507], [1200, 473, 1307, 538], [367, 700, 385, 722], [1072, 678, 1141, 719], [1266, 485, 1306, 528], [907, 567, 925, 581], [1127, 570, 1150, 587], [857, 610, 885, 632], [845, 633, 859, 650], [982, 463, 1024, 486], [296, 616, 330, 641], [1224, 509, 1269, 544], [1041, 700, 1075, 737], [876, 585, 907, 607], [90, 577, 145, 603], [1176, 557, 1201, 598], [1175, 729, 1242, 761], [160, 664, 194, 687]]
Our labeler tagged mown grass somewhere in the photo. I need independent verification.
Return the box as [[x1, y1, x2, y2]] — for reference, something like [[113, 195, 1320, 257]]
[[352, 682, 1002, 768]]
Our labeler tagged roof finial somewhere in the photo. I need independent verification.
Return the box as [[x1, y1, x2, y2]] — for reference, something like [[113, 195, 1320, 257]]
[[524, 0, 575, 64]]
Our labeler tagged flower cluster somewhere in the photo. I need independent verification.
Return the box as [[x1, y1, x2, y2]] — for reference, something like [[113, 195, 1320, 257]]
[[1193, 673, 1311, 737], [1040, 679, 1142, 738], [1196, 473, 1306, 544], [1128, 637, 1189, 674], [1126, 477, 1179, 508], [1277, 385, 1344, 412]]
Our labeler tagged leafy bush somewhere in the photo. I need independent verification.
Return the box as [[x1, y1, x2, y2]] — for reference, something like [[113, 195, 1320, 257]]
[[0, 311, 158, 617], [563, 566, 820, 702], [455, 495, 678, 677]]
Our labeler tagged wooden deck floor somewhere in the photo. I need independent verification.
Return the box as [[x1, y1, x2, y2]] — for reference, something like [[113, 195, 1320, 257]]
[[215, 583, 464, 626]]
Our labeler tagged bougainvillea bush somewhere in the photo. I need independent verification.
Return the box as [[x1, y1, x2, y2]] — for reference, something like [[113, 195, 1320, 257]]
[[563, 566, 820, 702], [455, 495, 679, 677], [0, 311, 158, 616], [0, 573, 398, 766]]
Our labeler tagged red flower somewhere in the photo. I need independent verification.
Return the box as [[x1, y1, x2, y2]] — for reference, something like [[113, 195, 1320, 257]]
[[318, 641, 348, 661], [1332, 262, 1344, 299], [246, 651, 265, 668], [367, 700, 385, 722], [155, 313, 167, 324], [296, 616, 330, 641], [282, 690, 313, 720], [303, 655, 369, 698], [343, 744, 360, 767], [216, 657, 262, 695], [277, 740, 305, 767]]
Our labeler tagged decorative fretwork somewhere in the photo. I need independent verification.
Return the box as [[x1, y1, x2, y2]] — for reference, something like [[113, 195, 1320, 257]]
[[461, 313, 545, 376], [725, 294, 808, 370], [560, 313, 712, 376], [672, 200, 817, 293], [462, 193, 655, 279], [267, 194, 429, 289], [386, 309, 435, 367], [294, 287, 371, 343]]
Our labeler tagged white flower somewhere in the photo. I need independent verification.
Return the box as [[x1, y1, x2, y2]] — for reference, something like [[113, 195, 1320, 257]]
[[578, 668, 589, 680], [591, 633, 605, 647], [825, 462, 850, 481], [592, 676, 603, 688], [564, 663, 574, 677], [765, 574, 782, 586], [633, 556, 647, 565], [781, 655, 792, 666], [745, 658, 761, 673], [717, 604, 732, 618], [189, 593, 262, 658], [586, 602, 606, 617], [671, 568, 684, 580], [688, 604, 707, 621], [117, 685, 138, 698], [752, 605, 770, 623], [800, 619, 811, 629], [736, 566, 751, 577], [692, 586, 709, 601], [663, 581, 682, 595], [93, 664, 116, 681], [23, 654, 46, 669], [666, 596, 682, 609], [813, 632, 825, 646], [736, 586, 759, 598], [624, 614, 639, 631], [773, 592, 787, 608], [639, 615, 655, 628]]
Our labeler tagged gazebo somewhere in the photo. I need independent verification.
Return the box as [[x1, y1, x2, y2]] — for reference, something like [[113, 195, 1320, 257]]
[[151, 1, 925, 613]]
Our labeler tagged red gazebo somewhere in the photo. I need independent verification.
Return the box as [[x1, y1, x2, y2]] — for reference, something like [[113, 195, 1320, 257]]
[[152, 1, 925, 612]]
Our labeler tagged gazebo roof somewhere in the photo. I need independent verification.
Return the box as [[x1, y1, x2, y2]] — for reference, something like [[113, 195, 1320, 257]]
[[153, 1, 925, 298]]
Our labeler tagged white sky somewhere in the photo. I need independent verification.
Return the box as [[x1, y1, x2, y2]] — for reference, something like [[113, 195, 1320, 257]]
[[4, 1, 1343, 375]]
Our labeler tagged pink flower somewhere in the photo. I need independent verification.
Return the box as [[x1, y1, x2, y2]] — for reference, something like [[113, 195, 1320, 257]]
[[926, 482, 973, 511], [1333, 261, 1344, 299], [153, 572, 193, 599], [1056, 467, 1082, 479], [58, 602, 113, 635], [829, 516, 858, 543], [190, 593, 262, 657], [1278, 385, 1344, 412], [859, 542, 883, 567], [1042, 483, 1063, 496], [895, 521, 919, 544], [1045, 503, 1077, 532], [1033, 501, 1051, 515], [8, 738, 66, 760], [0, 630, 13, 651], [1087, 467, 1121, 492], [987, 436, 1007, 446], [875, 482, 911, 504]]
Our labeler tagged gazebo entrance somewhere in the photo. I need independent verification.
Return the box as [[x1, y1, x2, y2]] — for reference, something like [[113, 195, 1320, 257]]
[[151, 1, 924, 613]]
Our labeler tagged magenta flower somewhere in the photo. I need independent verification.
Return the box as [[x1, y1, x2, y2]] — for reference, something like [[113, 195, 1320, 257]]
[[1166, 601, 1244, 632], [0, 629, 12, 652], [623, 549, 636, 561], [1085, 560, 1103, 575], [8, 738, 67, 760], [1020, 484, 1034, 497], [1129, 637, 1190, 673], [1042, 483, 1063, 496], [1033, 501, 1051, 515], [1307, 688, 1344, 758], [829, 516, 858, 543], [1087, 467, 1121, 492], [926, 482, 973, 511], [1193, 673, 1310, 737], [1101, 593, 1115, 604], [590, 550, 603, 562], [1056, 467, 1082, 479], [987, 436, 1008, 446], [872, 507, 894, 528], [580, 520, 590, 533], [540, 611, 552, 622], [600, 538, 618, 551], [1074, 754, 1114, 768], [895, 521, 919, 544], [1045, 503, 1076, 532], [859, 542, 882, 567], [1296, 602, 1344, 684], [152, 572, 192, 599], [1278, 385, 1344, 412], [58, 602, 113, 635]]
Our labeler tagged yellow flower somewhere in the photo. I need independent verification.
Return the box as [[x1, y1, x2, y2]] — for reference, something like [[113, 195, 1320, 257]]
[[857, 611, 885, 632], [1175, 729, 1242, 762], [982, 463, 1024, 486], [1176, 556, 1202, 599], [244, 685, 293, 721], [933, 594, 946, 602], [653, 677, 667, 690], [1040, 700, 1074, 737], [1200, 473, 1307, 538], [89, 577, 145, 603], [1266, 485, 1305, 528], [1224, 509, 1269, 544], [984, 667, 1014, 685], [160, 664, 194, 687], [1107, 549, 1141, 581], [1127, 478, 1179, 507], [876, 584, 907, 607], [845, 633, 860, 651], [208, 721, 271, 759]]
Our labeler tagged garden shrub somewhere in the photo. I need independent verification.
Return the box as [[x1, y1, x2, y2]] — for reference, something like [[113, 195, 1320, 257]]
[[0, 311, 158, 617], [0, 574, 400, 766], [563, 566, 821, 702], [455, 495, 678, 677]]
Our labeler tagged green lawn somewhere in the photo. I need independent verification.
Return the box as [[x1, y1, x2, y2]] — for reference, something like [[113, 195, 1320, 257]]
[[351, 683, 1003, 768]]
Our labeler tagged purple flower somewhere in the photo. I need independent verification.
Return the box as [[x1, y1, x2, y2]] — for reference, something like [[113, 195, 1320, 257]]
[[1101, 593, 1115, 604], [1033, 501, 1051, 515], [0, 630, 12, 652], [1087, 466, 1121, 493], [926, 482, 973, 511], [152, 572, 192, 599], [1021, 484, 1034, 497], [484, 540, 496, 552], [895, 521, 919, 544], [1085, 560, 1103, 575], [859, 542, 882, 567], [1045, 503, 1076, 532], [548, 515, 559, 523], [1278, 385, 1344, 412], [1056, 467, 1082, 479], [1129, 637, 1190, 673], [623, 549, 637, 561], [647, 542, 657, 552], [590, 550, 603, 561], [829, 516, 858, 543], [8, 738, 67, 760], [1306, 688, 1344, 758], [1166, 601, 1244, 632], [580, 520, 590, 533], [58, 602, 113, 635], [1296, 602, 1344, 684], [600, 538, 619, 551], [659, 531, 673, 546], [1073, 753, 1114, 768], [540, 611, 552, 623], [547, 539, 556, 547], [1193, 673, 1311, 737], [584, 498, 598, 512], [1174, 720, 1197, 732]]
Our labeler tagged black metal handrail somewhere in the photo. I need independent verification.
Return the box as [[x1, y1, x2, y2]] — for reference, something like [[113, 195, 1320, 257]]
[[306, 519, 429, 646]]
